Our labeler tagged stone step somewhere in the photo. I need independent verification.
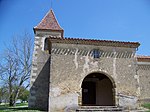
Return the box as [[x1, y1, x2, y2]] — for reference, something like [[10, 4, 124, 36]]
[[76, 106, 124, 112]]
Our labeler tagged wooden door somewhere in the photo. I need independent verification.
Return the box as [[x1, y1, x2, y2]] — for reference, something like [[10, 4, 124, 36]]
[[82, 81, 96, 105]]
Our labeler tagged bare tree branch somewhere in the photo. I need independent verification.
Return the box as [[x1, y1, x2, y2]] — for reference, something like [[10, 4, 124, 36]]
[[0, 33, 33, 106]]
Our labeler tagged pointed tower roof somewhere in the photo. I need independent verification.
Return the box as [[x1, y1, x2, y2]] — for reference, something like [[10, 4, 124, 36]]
[[34, 9, 64, 31]]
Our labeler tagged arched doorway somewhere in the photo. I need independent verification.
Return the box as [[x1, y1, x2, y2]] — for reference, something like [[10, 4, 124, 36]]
[[81, 73, 115, 106]]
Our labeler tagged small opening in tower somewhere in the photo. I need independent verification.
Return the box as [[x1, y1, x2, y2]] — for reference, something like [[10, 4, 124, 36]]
[[44, 38, 51, 53]]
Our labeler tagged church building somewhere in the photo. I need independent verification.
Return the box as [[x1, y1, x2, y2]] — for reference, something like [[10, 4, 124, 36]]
[[29, 9, 150, 111]]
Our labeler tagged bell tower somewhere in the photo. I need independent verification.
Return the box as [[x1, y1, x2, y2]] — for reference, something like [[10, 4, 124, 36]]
[[29, 9, 63, 110]]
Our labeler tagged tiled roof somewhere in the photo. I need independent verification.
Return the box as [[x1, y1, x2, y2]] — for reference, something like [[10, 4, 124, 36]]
[[137, 55, 150, 62], [48, 37, 140, 48], [34, 9, 63, 31]]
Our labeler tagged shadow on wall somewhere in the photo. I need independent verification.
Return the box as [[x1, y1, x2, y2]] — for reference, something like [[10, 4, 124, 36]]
[[30, 57, 50, 111]]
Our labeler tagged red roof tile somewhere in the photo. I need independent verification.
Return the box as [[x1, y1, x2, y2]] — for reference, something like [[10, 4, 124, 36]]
[[48, 37, 140, 48], [34, 9, 63, 31], [137, 55, 150, 62]]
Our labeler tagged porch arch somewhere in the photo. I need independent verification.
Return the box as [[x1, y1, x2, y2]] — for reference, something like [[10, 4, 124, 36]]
[[81, 72, 116, 106]]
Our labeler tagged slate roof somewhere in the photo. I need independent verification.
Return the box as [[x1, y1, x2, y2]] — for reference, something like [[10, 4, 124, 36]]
[[34, 9, 63, 31]]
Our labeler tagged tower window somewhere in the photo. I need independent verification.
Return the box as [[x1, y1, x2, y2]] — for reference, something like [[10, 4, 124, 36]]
[[44, 38, 51, 53]]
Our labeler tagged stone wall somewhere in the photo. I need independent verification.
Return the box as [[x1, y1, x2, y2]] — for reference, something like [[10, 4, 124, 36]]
[[29, 35, 50, 111], [49, 43, 139, 111], [138, 63, 150, 104]]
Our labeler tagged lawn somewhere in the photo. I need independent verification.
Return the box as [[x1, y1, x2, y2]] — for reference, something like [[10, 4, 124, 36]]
[[142, 103, 150, 112], [0, 103, 43, 112]]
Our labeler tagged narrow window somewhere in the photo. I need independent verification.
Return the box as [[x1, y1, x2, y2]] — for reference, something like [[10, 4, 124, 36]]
[[44, 38, 49, 51], [44, 38, 51, 53]]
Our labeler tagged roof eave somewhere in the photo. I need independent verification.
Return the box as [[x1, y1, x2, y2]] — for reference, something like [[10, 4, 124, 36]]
[[33, 27, 64, 34], [48, 37, 140, 48]]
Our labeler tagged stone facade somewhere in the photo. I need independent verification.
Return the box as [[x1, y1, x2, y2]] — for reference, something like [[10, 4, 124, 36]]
[[29, 9, 150, 111], [29, 35, 50, 110], [137, 59, 150, 104], [49, 43, 139, 111]]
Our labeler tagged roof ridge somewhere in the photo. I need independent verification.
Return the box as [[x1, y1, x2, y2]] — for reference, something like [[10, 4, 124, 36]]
[[137, 55, 150, 58], [64, 37, 139, 44]]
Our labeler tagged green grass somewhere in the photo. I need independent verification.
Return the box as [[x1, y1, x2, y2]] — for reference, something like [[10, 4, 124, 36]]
[[0, 103, 43, 112], [142, 103, 150, 109], [141, 103, 150, 112]]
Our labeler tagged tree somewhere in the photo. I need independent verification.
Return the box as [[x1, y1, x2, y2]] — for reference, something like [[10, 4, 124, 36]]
[[0, 86, 9, 104], [0, 33, 32, 106], [18, 86, 29, 103]]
